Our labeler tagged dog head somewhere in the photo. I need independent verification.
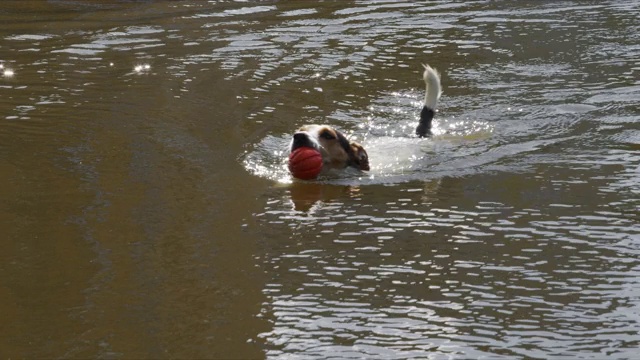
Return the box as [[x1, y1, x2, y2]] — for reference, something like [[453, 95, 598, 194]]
[[290, 125, 369, 171]]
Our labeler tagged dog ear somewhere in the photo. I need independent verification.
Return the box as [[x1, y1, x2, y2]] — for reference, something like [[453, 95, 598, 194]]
[[350, 142, 370, 171]]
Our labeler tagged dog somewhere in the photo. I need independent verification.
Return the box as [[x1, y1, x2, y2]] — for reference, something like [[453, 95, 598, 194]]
[[289, 64, 442, 174]]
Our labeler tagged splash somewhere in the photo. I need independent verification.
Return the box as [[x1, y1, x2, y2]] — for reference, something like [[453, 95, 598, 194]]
[[242, 97, 493, 186]]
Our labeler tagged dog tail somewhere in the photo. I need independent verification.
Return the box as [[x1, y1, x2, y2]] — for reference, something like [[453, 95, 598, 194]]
[[416, 64, 442, 137]]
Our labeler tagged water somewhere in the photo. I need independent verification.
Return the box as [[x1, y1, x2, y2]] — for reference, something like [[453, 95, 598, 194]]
[[1, 1, 638, 358]]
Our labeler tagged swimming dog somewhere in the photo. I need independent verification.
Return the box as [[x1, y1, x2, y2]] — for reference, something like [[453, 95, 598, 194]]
[[289, 64, 441, 173]]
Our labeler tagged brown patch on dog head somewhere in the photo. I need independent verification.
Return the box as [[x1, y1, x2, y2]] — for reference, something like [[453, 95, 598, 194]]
[[297, 125, 369, 171], [316, 126, 350, 168], [330, 129, 369, 171], [350, 142, 370, 171]]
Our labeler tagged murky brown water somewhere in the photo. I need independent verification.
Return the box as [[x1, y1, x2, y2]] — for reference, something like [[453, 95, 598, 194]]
[[1, 1, 639, 359]]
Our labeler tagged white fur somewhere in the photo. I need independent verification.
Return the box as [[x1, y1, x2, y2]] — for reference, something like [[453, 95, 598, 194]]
[[289, 128, 321, 151], [422, 64, 442, 110]]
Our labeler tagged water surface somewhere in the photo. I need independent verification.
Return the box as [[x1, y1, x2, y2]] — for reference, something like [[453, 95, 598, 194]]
[[1, 1, 638, 359]]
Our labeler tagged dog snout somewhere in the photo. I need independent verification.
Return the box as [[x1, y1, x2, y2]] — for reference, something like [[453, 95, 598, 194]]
[[291, 132, 315, 151], [293, 132, 307, 142]]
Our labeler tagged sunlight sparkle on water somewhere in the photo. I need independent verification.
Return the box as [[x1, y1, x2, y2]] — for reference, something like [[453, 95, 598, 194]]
[[2, 64, 14, 78], [134, 64, 151, 73]]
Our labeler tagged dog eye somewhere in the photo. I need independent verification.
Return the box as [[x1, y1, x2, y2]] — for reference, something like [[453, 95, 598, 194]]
[[320, 130, 335, 140]]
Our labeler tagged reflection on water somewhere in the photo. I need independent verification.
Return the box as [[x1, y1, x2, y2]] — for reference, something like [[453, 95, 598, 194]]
[[1, 0, 639, 358]]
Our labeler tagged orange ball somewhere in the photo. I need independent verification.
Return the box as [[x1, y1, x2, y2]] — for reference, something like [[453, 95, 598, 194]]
[[288, 147, 323, 180]]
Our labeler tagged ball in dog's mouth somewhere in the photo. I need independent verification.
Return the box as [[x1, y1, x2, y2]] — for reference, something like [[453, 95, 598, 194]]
[[288, 147, 322, 180]]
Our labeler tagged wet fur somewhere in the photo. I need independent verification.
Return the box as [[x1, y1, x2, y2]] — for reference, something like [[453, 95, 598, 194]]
[[290, 64, 441, 173]]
